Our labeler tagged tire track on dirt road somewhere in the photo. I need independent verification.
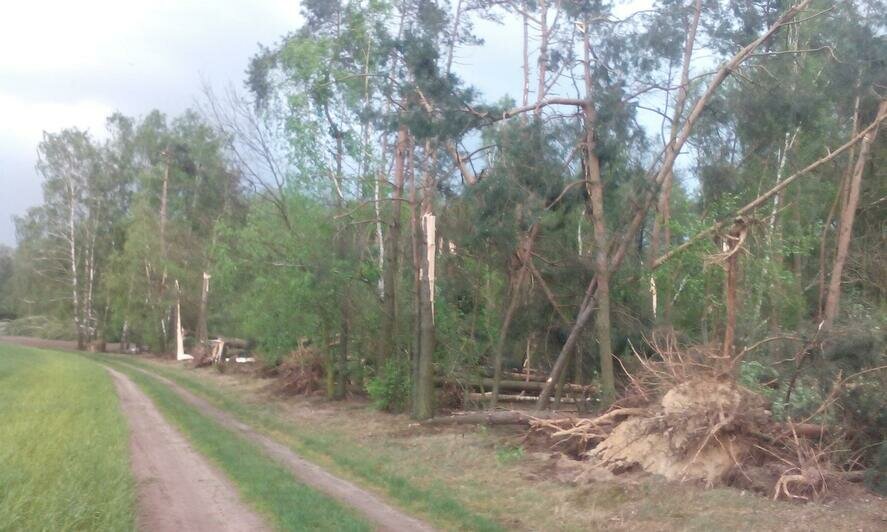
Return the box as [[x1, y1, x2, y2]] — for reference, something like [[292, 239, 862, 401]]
[[107, 367, 271, 532], [116, 362, 435, 532]]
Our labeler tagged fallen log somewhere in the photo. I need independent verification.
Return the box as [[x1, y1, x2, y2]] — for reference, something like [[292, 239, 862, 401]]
[[212, 336, 249, 349], [436, 377, 590, 394], [503, 371, 547, 382], [422, 410, 570, 427], [466, 392, 577, 404]]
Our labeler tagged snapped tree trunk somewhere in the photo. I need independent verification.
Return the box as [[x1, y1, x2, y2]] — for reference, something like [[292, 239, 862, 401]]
[[720, 221, 747, 363], [413, 142, 437, 420]]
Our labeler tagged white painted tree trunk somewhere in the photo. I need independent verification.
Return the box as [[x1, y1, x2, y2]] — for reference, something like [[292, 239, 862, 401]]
[[66, 178, 83, 348]]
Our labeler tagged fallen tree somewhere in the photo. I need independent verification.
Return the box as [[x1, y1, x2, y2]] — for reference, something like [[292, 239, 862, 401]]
[[466, 392, 578, 404]]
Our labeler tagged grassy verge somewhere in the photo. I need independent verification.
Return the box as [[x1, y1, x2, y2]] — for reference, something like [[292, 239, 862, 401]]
[[105, 355, 503, 532], [0, 344, 134, 531], [101, 358, 370, 532]]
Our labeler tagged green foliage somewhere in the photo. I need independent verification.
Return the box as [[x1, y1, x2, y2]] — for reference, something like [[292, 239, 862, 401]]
[[211, 196, 338, 360], [739, 360, 824, 421], [2, 315, 77, 340], [366, 358, 411, 412]]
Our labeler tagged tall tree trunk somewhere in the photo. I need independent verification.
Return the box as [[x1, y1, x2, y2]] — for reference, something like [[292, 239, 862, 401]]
[[196, 272, 210, 349], [579, 25, 615, 404], [409, 148, 422, 412], [649, 0, 701, 322], [521, 0, 529, 108], [413, 141, 437, 420], [379, 126, 408, 366], [66, 178, 84, 350], [493, 1, 551, 407], [819, 92, 861, 318], [821, 101, 886, 330], [333, 127, 350, 400], [160, 147, 170, 259], [84, 224, 96, 344], [536, 0, 549, 102], [491, 223, 539, 408]]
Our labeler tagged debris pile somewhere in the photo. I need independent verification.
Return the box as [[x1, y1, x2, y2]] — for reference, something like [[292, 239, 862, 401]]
[[274, 343, 326, 396], [526, 333, 862, 500]]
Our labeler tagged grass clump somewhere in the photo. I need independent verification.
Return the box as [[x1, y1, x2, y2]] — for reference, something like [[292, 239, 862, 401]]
[[0, 343, 134, 531]]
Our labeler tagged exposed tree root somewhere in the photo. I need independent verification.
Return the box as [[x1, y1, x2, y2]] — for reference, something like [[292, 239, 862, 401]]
[[524, 332, 869, 500]]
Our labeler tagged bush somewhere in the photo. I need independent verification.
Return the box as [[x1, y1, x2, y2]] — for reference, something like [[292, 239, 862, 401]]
[[3, 315, 76, 340], [366, 359, 411, 413]]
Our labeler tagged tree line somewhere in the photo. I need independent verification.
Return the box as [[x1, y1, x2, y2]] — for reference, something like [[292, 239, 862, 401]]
[[2, 0, 884, 423]]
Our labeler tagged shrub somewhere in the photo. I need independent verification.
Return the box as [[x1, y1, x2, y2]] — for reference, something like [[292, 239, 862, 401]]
[[366, 359, 411, 413], [3, 315, 76, 340]]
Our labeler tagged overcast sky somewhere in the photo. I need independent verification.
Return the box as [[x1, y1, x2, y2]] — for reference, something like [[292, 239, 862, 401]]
[[0, 0, 530, 246], [2, 0, 675, 247]]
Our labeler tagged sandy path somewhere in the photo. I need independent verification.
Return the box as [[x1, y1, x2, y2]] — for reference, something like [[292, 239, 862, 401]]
[[123, 365, 434, 532], [107, 367, 271, 532]]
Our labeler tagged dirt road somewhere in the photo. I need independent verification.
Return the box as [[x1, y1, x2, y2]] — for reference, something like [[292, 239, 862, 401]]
[[107, 367, 270, 532], [122, 364, 435, 532]]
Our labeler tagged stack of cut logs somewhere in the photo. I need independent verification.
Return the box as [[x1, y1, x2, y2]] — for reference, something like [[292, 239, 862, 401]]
[[436, 369, 593, 410]]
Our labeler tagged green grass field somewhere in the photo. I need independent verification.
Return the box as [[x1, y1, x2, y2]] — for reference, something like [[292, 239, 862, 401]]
[[0, 343, 135, 531]]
